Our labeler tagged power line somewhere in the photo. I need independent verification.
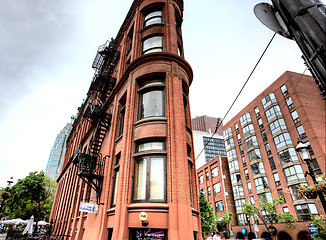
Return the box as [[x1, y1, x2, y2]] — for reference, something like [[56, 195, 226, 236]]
[[195, 33, 277, 161]]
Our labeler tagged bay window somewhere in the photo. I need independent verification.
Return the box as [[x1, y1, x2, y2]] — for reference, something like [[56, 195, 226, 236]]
[[143, 9, 163, 28], [142, 35, 164, 55]]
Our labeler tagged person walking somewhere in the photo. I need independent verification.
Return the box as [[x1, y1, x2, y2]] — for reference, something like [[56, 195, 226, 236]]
[[213, 231, 221, 240]]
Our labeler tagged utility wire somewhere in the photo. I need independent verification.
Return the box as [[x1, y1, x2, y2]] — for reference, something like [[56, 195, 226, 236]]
[[195, 33, 277, 160]]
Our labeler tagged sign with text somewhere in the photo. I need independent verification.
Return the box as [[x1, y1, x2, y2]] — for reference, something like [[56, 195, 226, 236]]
[[283, 188, 291, 193], [79, 202, 98, 213], [134, 229, 165, 240]]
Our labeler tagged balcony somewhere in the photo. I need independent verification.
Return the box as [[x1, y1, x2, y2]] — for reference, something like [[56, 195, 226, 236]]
[[77, 153, 97, 177]]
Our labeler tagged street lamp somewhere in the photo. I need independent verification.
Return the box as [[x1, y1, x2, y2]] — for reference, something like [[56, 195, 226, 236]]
[[295, 139, 326, 213]]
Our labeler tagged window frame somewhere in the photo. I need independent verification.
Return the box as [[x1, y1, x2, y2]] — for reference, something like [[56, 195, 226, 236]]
[[141, 35, 164, 55], [143, 8, 163, 28]]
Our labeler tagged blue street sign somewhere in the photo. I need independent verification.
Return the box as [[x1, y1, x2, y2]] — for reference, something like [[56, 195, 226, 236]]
[[241, 227, 247, 236], [308, 223, 319, 235]]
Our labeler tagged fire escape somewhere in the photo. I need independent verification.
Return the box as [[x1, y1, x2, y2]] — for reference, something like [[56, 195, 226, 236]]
[[73, 40, 120, 205]]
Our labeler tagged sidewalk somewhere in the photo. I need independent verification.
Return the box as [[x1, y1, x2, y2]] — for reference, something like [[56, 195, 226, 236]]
[[0, 233, 6, 240]]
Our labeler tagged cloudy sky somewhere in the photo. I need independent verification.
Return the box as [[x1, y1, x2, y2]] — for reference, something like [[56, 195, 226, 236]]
[[0, 0, 316, 187]]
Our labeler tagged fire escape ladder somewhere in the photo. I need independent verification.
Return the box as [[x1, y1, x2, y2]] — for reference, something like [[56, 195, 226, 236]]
[[89, 113, 111, 156]]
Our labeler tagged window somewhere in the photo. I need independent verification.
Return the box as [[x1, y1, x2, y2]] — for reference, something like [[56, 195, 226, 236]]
[[142, 35, 164, 54], [254, 176, 269, 191], [223, 127, 233, 139], [261, 130, 268, 142], [117, 100, 126, 137], [283, 165, 305, 182], [143, 9, 163, 28], [206, 171, 209, 181], [255, 107, 260, 117], [242, 156, 247, 167], [262, 93, 277, 109], [137, 141, 165, 152], [133, 156, 165, 202], [247, 182, 252, 194], [240, 112, 252, 126], [278, 148, 298, 164], [127, 28, 133, 53], [258, 118, 264, 129], [311, 159, 322, 175], [283, 207, 289, 213], [188, 162, 194, 207], [239, 145, 244, 155], [295, 204, 318, 221], [235, 123, 239, 132], [251, 162, 266, 176], [198, 175, 204, 185], [231, 172, 242, 184], [289, 183, 308, 201], [273, 132, 292, 150], [280, 84, 289, 96], [291, 110, 300, 124], [248, 149, 261, 162], [242, 124, 255, 138], [265, 143, 272, 155], [207, 187, 211, 196], [286, 97, 294, 110], [233, 185, 244, 197], [213, 182, 221, 194], [211, 167, 219, 177], [137, 78, 165, 120], [258, 192, 272, 203], [229, 160, 239, 172], [111, 153, 120, 206], [203, 137, 227, 161], [269, 118, 287, 135], [237, 133, 241, 143], [245, 136, 258, 149], [265, 105, 282, 122], [235, 199, 246, 211], [244, 169, 249, 180], [215, 200, 224, 212], [273, 173, 281, 186], [225, 138, 235, 150], [296, 125, 307, 139], [268, 157, 276, 171], [226, 149, 237, 161], [237, 213, 248, 226]]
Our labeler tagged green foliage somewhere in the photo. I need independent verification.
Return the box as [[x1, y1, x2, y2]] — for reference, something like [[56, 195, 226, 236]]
[[3, 171, 56, 222], [311, 215, 326, 240], [199, 189, 216, 236], [216, 210, 232, 231]]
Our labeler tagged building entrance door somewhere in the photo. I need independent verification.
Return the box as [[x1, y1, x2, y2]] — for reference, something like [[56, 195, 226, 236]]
[[130, 229, 167, 240]]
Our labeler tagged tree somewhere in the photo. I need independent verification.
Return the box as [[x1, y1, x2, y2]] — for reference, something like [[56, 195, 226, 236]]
[[310, 215, 326, 240], [199, 189, 216, 237], [242, 195, 297, 239], [216, 210, 232, 232], [4, 171, 56, 231]]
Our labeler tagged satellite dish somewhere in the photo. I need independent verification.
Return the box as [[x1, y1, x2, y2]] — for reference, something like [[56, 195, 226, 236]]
[[254, 3, 292, 39]]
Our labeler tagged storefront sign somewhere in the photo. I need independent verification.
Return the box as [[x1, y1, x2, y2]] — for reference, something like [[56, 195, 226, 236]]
[[79, 202, 98, 213], [134, 229, 165, 240]]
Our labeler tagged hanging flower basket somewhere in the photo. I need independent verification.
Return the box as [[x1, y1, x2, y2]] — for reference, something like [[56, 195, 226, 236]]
[[298, 180, 326, 199]]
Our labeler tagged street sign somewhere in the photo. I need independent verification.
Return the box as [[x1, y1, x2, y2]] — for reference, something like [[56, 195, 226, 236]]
[[79, 202, 98, 213], [308, 223, 319, 235], [283, 188, 291, 193]]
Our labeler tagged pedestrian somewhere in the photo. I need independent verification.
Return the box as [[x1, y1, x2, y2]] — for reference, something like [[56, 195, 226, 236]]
[[213, 231, 221, 240]]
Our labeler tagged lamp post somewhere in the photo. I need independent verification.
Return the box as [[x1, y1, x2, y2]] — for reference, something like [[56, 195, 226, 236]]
[[295, 139, 326, 213]]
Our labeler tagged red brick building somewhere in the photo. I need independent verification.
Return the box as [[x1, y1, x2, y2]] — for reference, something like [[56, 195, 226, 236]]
[[222, 71, 325, 240], [192, 115, 223, 135], [49, 0, 202, 239]]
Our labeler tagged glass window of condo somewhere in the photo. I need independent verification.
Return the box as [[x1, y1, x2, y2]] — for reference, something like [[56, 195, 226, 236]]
[[137, 78, 165, 120], [278, 148, 298, 164], [296, 125, 307, 139], [258, 192, 272, 203], [295, 203, 318, 221], [142, 35, 164, 54], [286, 97, 294, 110], [251, 162, 266, 176], [261, 130, 268, 142], [262, 93, 277, 109], [237, 133, 241, 143], [215, 200, 224, 212], [225, 138, 235, 150], [239, 145, 244, 155], [143, 8, 163, 28], [277, 189, 286, 203], [240, 112, 252, 126], [213, 182, 221, 194], [284, 165, 305, 182], [237, 213, 248, 226], [223, 127, 233, 139], [269, 118, 287, 135], [245, 135, 258, 149], [207, 186, 211, 196], [242, 156, 247, 167], [111, 153, 121, 207], [258, 118, 264, 129], [205, 171, 209, 181], [211, 167, 219, 177], [229, 160, 239, 172], [265, 143, 272, 155], [248, 148, 261, 162], [226, 149, 237, 160], [268, 157, 276, 170], [233, 185, 244, 197], [254, 176, 269, 191], [265, 105, 282, 122], [273, 172, 281, 186], [273, 132, 292, 150], [231, 172, 241, 184], [280, 84, 289, 96], [255, 107, 260, 117], [234, 123, 239, 132], [244, 169, 249, 180], [289, 183, 308, 201], [198, 175, 204, 184], [242, 124, 255, 138], [291, 110, 300, 124], [235, 199, 246, 211], [247, 182, 252, 194]]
